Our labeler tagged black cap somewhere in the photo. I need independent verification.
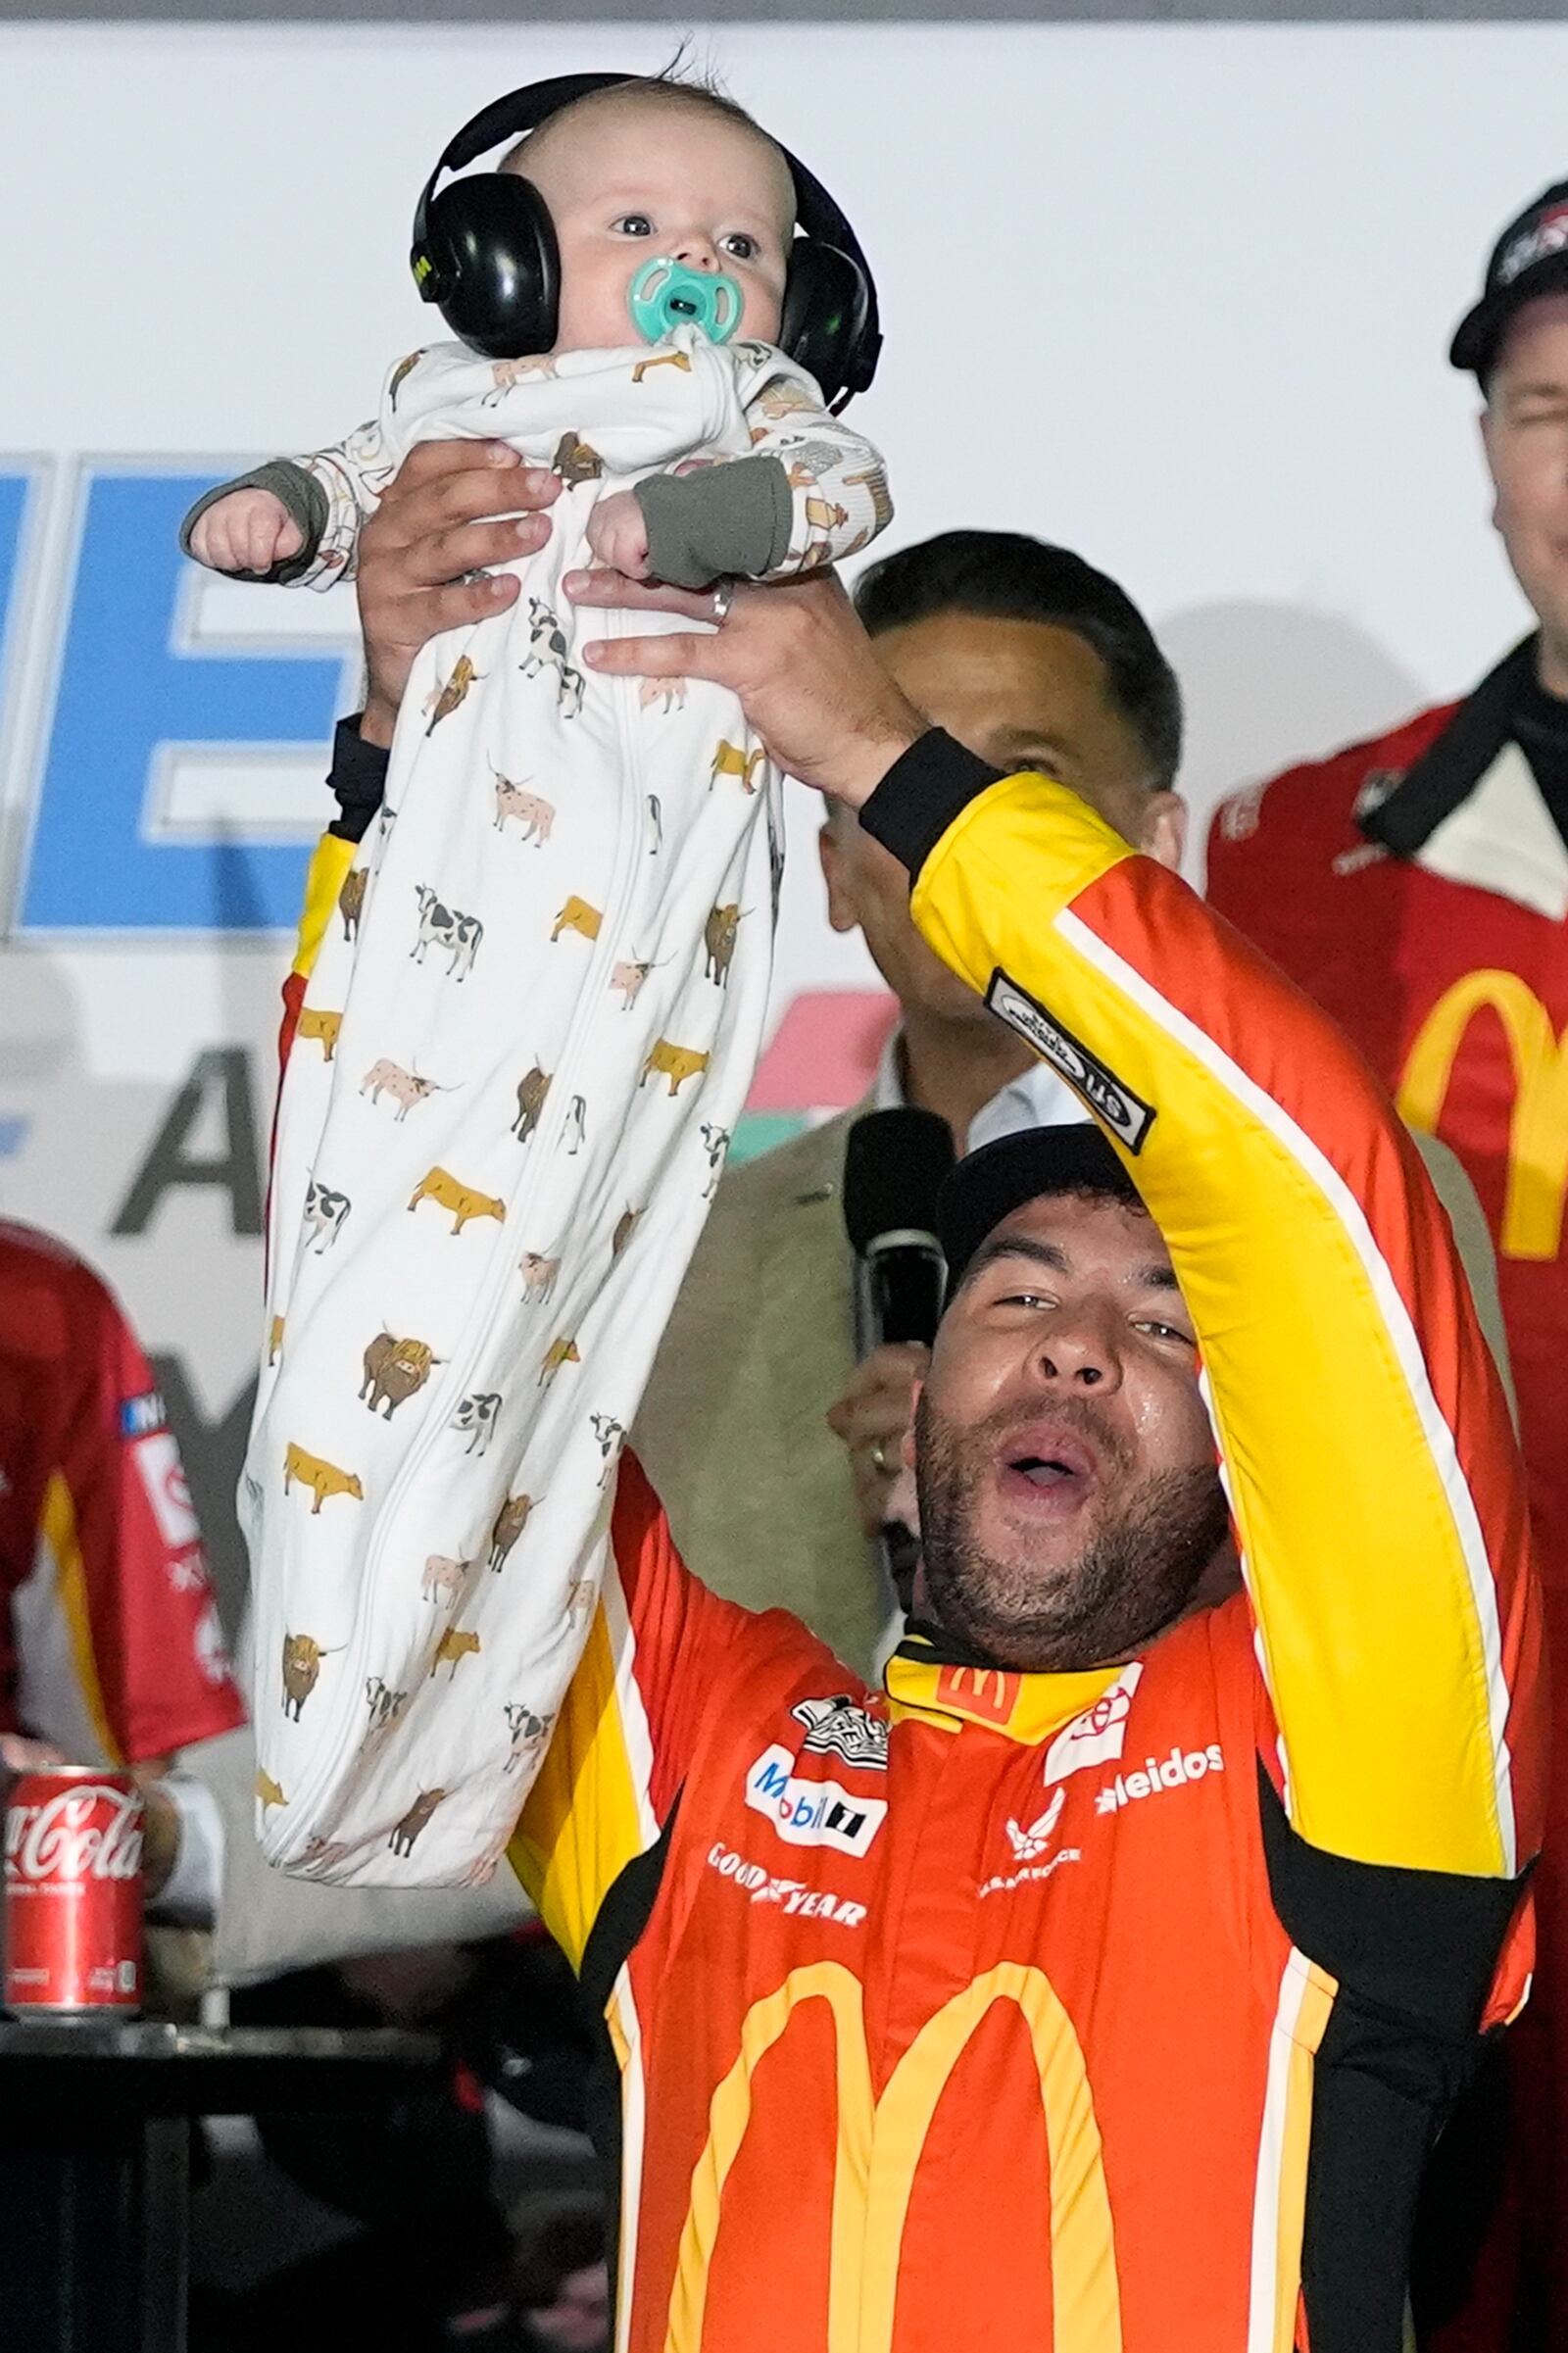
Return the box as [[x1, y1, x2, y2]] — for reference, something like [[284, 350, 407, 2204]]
[[937, 1125, 1141, 1303], [1451, 180, 1568, 379]]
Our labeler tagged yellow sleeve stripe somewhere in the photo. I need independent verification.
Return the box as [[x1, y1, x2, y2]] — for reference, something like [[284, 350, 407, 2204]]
[[509, 1571, 660, 1971], [292, 833, 356, 982], [39, 1471, 122, 1766]]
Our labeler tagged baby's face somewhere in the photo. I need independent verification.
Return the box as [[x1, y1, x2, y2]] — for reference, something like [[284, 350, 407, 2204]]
[[513, 94, 794, 354]]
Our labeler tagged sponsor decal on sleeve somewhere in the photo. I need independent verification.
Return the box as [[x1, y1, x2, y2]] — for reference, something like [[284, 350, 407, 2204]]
[[120, 1390, 167, 1441], [985, 970, 1154, 1152], [131, 1428, 202, 1547]]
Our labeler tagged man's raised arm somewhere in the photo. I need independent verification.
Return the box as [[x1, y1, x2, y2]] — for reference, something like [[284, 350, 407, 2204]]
[[862, 733, 1544, 1882], [579, 570, 1545, 1888]]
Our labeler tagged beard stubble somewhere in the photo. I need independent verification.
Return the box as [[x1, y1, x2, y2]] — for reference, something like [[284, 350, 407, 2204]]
[[913, 1389, 1231, 1673]]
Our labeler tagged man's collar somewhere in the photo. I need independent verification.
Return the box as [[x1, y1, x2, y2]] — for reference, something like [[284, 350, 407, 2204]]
[[1357, 633, 1568, 919], [1358, 635, 1537, 858], [870, 1025, 906, 1114], [883, 1619, 1124, 1744], [873, 1024, 1090, 1145]]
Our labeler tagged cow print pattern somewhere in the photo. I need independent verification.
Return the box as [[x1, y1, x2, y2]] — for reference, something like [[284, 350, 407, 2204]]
[[241, 328, 889, 1887]]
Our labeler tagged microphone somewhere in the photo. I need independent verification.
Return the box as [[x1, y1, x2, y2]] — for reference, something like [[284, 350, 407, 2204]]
[[843, 1107, 956, 1354], [842, 1108, 956, 1612]]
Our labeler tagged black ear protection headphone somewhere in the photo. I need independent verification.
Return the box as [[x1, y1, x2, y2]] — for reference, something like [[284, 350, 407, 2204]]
[[410, 72, 881, 411]]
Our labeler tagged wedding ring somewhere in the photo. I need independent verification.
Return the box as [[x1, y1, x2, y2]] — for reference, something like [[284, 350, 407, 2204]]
[[710, 579, 735, 626]]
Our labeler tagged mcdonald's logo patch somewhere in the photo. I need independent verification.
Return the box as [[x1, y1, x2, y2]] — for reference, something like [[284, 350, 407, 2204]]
[[935, 1662, 1019, 1726]]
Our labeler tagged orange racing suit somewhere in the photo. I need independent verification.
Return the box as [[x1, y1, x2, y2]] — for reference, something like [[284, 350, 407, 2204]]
[[289, 729, 1545, 2351]]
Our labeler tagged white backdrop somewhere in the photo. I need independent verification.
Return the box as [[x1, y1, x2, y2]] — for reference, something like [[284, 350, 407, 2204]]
[[1, 17, 1561, 1612]]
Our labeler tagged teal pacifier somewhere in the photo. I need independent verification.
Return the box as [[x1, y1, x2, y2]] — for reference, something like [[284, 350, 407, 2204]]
[[627, 256, 743, 347]]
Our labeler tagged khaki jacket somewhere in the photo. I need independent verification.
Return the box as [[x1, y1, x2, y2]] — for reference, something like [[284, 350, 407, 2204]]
[[633, 1104, 888, 1674]]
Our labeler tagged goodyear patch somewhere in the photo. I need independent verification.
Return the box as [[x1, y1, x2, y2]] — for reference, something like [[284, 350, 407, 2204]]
[[985, 969, 1154, 1152]]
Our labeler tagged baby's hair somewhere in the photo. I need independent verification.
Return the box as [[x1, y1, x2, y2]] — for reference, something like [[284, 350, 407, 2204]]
[[643, 40, 761, 129], [501, 51, 770, 174]]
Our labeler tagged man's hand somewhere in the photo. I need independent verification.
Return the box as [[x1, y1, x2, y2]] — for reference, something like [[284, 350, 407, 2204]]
[[356, 441, 563, 749], [137, 1774, 181, 1900], [566, 568, 926, 807], [825, 1342, 927, 1541], [583, 490, 651, 580]]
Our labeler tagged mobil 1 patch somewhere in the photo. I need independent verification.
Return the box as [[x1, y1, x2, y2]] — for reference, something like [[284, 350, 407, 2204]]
[[986, 969, 1155, 1152]]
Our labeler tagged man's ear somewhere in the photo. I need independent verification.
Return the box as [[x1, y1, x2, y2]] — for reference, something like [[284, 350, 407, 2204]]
[[818, 813, 860, 936], [1140, 791, 1188, 872]]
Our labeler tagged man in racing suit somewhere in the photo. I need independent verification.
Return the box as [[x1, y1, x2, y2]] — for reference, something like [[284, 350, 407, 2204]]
[[288, 464, 1544, 2345], [1205, 179, 1568, 2346], [0, 1218, 245, 1911]]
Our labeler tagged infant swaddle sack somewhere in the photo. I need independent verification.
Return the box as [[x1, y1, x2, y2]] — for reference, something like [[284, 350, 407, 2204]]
[[242, 330, 887, 1885]]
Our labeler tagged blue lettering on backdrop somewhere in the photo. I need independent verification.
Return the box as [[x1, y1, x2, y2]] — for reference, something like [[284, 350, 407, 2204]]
[[19, 469, 357, 934], [0, 466, 39, 731]]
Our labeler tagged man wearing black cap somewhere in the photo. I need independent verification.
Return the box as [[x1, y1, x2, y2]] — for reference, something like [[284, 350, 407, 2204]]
[[1206, 178, 1568, 2349], [492, 560, 1548, 2351]]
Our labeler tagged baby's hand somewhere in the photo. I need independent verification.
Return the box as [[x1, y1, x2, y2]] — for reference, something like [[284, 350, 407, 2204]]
[[584, 491, 650, 581], [189, 488, 304, 575]]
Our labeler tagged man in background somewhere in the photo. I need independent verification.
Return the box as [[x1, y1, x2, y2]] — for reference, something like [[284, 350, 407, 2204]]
[[634, 528, 1504, 1674], [1205, 178, 1568, 2350], [632, 532, 1187, 1670], [0, 1216, 244, 1925]]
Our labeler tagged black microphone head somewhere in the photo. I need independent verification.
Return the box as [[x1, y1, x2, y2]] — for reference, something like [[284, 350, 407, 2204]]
[[842, 1107, 956, 1257]]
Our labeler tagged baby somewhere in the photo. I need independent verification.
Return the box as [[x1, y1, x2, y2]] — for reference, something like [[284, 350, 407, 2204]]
[[205, 75, 893, 1889], [184, 78, 885, 595]]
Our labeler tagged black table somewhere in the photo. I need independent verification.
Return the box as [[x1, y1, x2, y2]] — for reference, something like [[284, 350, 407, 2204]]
[[0, 2019, 438, 2353]]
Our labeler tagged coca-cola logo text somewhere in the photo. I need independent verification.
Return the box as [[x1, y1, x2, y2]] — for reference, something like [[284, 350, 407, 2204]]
[[5, 1788, 144, 1884]]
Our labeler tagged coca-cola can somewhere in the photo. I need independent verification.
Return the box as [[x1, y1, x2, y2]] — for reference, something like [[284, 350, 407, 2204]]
[[3, 1766, 143, 2014]]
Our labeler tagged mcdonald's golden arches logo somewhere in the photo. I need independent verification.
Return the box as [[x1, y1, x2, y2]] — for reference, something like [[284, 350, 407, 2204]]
[[1397, 969, 1568, 1262], [662, 1959, 1122, 2353], [934, 1663, 1018, 1726]]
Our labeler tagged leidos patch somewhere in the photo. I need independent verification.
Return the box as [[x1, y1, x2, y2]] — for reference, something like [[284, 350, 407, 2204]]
[[985, 970, 1154, 1152]]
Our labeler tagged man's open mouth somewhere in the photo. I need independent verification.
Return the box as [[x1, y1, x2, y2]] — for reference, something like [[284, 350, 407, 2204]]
[[995, 1427, 1098, 1514]]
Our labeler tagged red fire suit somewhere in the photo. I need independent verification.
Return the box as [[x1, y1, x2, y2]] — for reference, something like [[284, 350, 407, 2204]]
[[0, 1219, 244, 1763], [1207, 642, 1568, 2342]]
